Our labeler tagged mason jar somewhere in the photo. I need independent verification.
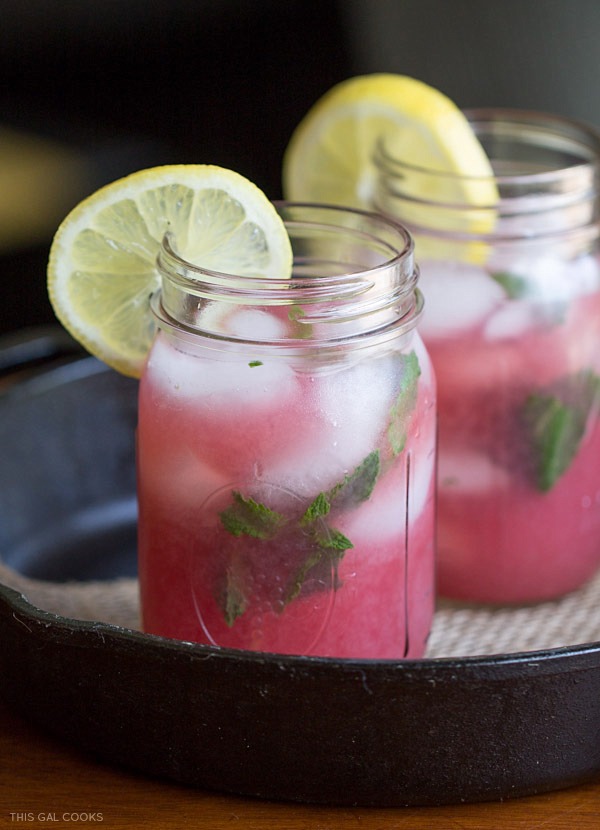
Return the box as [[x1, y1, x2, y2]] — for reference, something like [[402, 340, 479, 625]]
[[137, 203, 436, 658], [374, 109, 600, 604]]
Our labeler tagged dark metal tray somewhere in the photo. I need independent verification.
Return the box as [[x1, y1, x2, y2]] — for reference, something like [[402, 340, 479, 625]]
[[1, 328, 600, 807]]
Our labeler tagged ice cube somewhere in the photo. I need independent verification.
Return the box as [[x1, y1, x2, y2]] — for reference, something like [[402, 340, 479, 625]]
[[147, 329, 297, 406], [263, 355, 395, 497], [489, 254, 570, 303], [567, 253, 600, 295], [438, 449, 510, 494], [227, 308, 287, 341], [336, 469, 408, 547], [483, 300, 537, 340], [418, 259, 505, 339], [332, 447, 436, 552], [486, 251, 600, 304]]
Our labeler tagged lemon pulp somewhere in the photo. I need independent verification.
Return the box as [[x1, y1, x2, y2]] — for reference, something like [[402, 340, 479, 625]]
[[47, 164, 292, 377], [282, 74, 498, 261]]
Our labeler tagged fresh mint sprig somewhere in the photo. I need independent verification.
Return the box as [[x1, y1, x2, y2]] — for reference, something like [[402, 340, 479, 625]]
[[217, 450, 382, 622], [215, 343, 424, 626], [522, 369, 600, 492], [284, 450, 381, 604]]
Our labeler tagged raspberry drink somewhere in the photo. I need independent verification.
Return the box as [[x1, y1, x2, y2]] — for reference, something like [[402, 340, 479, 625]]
[[137, 205, 436, 657], [421, 254, 600, 603], [45, 167, 437, 654], [375, 109, 600, 603]]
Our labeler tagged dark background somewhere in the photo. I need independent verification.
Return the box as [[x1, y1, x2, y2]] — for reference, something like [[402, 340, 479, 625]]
[[2, 0, 599, 337]]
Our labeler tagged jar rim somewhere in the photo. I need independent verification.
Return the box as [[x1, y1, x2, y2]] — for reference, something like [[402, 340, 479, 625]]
[[158, 201, 415, 288], [373, 108, 600, 243], [155, 201, 422, 345], [375, 107, 600, 187]]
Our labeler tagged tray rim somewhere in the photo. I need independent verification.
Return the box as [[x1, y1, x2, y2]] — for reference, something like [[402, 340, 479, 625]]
[[4, 577, 600, 808], [4, 578, 600, 675]]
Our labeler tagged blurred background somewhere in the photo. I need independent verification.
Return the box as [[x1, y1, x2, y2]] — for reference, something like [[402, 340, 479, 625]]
[[2, 0, 600, 336]]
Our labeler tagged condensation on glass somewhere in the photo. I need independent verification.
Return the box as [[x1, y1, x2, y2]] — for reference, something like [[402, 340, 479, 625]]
[[137, 203, 436, 658]]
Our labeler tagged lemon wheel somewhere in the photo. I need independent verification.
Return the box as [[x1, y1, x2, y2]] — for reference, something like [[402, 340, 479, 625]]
[[282, 74, 498, 260], [47, 165, 292, 378]]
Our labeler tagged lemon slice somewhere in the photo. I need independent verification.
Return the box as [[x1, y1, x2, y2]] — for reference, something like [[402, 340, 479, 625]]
[[282, 74, 498, 259], [48, 164, 292, 378]]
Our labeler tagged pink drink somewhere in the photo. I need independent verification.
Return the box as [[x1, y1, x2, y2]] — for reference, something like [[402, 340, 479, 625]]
[[374, 110, 600, 603], [420, 255, 600, 603], [137, 205, 436, 658]]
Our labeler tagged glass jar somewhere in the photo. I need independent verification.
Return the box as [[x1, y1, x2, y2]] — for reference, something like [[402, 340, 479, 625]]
[[137, 203, 436, 658], [374, 109, 600, 604]]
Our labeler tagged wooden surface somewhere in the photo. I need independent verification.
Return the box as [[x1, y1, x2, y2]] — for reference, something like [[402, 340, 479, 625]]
[[1, 699, 600, 828]]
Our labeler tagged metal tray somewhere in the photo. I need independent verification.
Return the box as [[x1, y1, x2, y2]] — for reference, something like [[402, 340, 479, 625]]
[[1, 328, 600, 807]]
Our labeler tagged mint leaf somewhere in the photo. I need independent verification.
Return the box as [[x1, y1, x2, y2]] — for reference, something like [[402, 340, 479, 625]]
[[217, 450, 383, 620], [284, 452, 379, 605], [313, 524, 353, 555], [284, 546, 325, 605], [328, 449, 380, 508], [220, 554, 249, 627], [523, 395, 583, 491], [303, 450, 381, 521], [522, 370, 600, 491], [301, 491, 331, 524], [248, 360, 263, 367], [490, 271, 529, 299], [387, 351, 421, 455], [220, 491, 285, 539], [284, 525, 353, 605]]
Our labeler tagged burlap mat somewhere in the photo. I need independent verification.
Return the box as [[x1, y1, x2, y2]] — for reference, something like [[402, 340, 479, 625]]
[[2, 560, 599, 658]]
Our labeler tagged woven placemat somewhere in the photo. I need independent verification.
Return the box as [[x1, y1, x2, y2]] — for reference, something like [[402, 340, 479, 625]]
[[2, 560, 599, 658]]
